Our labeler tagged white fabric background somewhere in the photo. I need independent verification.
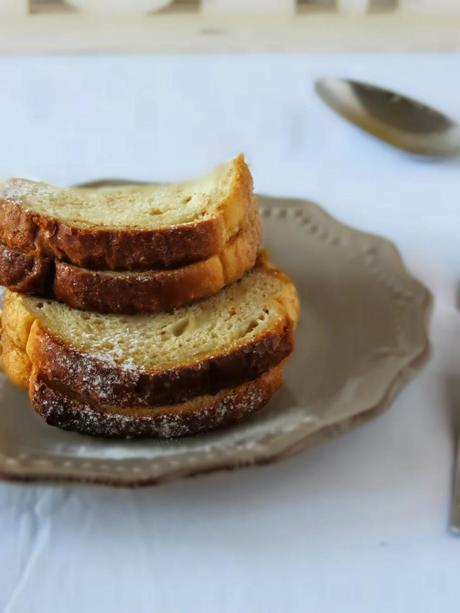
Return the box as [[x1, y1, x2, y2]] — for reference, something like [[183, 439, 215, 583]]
[[0, 53, 459, 613]]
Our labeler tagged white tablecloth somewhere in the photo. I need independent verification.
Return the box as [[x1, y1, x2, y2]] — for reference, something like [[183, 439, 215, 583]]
[[1, 53, 459, 613]]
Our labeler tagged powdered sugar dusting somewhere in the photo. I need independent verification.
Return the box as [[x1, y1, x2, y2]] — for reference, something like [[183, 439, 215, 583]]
[[2, 178, 53, 206], [0, 158, 238, 229], [22, 264, 286, 371], [33, 370, 276, 440]]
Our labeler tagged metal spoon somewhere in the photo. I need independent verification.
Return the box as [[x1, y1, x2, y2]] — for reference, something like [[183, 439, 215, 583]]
[[315, 78, 460, 158]]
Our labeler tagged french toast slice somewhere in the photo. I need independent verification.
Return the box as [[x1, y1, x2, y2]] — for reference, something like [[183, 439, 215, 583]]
[[0, 155, 253, 270], [29, 365, 283, 439]]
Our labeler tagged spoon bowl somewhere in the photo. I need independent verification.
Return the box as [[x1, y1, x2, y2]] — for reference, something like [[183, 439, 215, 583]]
[[315, 78, 460, 158]]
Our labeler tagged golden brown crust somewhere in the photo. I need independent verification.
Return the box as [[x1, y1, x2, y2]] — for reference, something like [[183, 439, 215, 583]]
[[30, 365, 283, 439], [0, 242, 52, 294], [0, 200, 261, 314], [0, 155, 253, 270], [2, 290, 37, 348], [1, 332, 31, 390]]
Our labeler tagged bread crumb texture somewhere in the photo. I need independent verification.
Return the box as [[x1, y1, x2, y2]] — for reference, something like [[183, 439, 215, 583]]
[[0, 155, 247, 230]]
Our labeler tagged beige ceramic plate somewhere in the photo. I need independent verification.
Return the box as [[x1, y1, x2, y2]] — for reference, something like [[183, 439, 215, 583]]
[[0, 196, 431, 487]]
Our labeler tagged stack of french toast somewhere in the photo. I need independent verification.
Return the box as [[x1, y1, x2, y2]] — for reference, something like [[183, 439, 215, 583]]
[[0, 155, 299, 438]]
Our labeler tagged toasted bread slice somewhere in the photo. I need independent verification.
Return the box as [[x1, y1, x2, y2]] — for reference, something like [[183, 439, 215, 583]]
[[2, 258, 299, 407], [0, 155, 253, 270], [30, 365, 283, 439], [0, 199, 261, 314]]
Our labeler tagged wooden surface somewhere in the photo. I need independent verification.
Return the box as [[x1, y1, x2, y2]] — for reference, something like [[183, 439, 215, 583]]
[[0, 11, 459, 53], [0, 1, 459, 53]]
